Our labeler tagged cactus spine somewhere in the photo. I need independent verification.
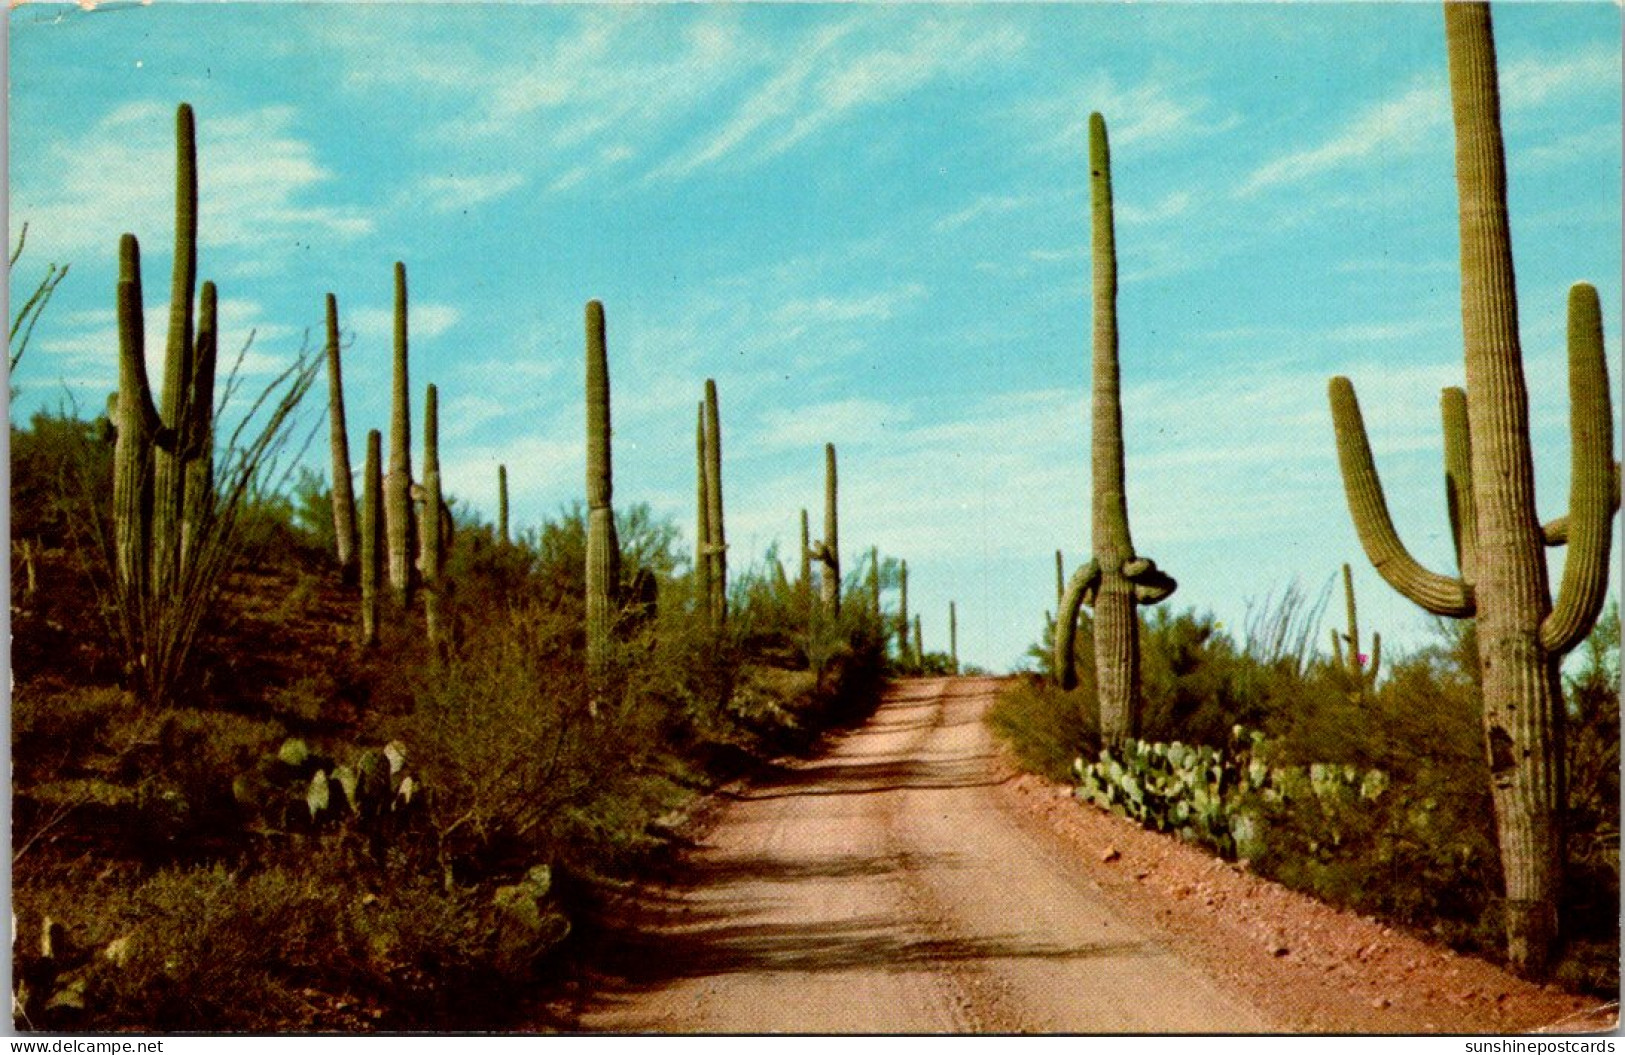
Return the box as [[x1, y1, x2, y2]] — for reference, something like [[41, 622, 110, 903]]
[[696, 402, 713, 623], [703, 379, 727, 626], [498, 465, 510, 545], [421, 384, 445, 649], [1327, 2, 1617, 977], [816, 444, 840, 617], [1330, 563, 1380, 699], [1055, 113, 1177, 743], [385, 262, 416, 606], [326, 294, 358, 580], [360, 429, 382, 647], [584, 300, 620, 679]]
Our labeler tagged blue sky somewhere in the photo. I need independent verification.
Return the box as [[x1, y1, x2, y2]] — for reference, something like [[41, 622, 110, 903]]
[[9, 2, 1622, 672]]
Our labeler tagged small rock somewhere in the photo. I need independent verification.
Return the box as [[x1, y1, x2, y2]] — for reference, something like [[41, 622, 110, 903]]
[[1371, 997, 1391, 1010], [1101, 847, 1121, 863], [1133, 870, 1150, 881], [1268, 943, 1289, 957]]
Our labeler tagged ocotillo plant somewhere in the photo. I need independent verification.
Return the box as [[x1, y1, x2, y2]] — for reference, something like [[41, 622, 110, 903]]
[[949, 601, 959, 675], [1054, 113, 1177, 745], [1327, 2, 1617, 978], [696, 403, 713, 623], [386, 261, 416, 606], [814, 443, 841, 617], [421, 385, 445, 649], [498, 464, 509, 545], [361, 429, 383, 646], [584, 300, 621, 682], [1329, 563, 1380, 700], [703, 379, 727, 626], [326, 293, 358, 581]]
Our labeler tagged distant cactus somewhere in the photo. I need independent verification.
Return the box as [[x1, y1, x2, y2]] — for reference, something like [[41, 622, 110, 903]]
[[584, 300, 620, 680], [325, 293, 358, 580], [1329, 563, 1380, 699], [421, 384, 445, 650], [1327, 2, 1617, 978], [897, 559, 910, 661], [498, 464, 510, 545], [949, 601, 959, 674], [386, 261, 416, 606], [360, 429, 383, 647], [869, 546, 881, 619], [1055, 113, 1176, 745], [703, 379, 727, 626], [799, 508, 812, 602], [814, 444, 841, 617], [912, 614, 923, 661], [1055, 549, 1064, 612]]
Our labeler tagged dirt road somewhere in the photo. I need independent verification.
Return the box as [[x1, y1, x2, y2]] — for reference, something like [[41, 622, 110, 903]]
[[577, 676, 1274, 1032]]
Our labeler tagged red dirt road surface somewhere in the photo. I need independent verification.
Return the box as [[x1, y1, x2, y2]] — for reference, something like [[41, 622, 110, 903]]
[[574, 677, 1617, 1034]]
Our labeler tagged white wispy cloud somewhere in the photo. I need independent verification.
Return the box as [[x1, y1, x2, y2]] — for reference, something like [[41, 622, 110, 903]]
[[1022, 71, 1238, 158], [14, 101, 372, 262], [347, 303, 462, 342]]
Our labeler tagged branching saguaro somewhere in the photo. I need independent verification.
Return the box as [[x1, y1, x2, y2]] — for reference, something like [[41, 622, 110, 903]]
[[326, 293, 358, 581], [1330, 563, 1380, 701], [584, 300, 621, 682], [1054, 113, 1176, 744], [1328, 1, 1618, 978]]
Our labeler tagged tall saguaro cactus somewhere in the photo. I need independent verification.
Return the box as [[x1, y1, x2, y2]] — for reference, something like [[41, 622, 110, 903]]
[[897, 560, 911, 660], [421, 384, 446, 649], [360, 429, 383, 647], [696, 403, 713, 623], [813, 443, 841, 617], [326, 294, 358, 580], [498, 465, 510, 545], [1327, 2, 1617, 977], [869, 546, 881, 619], [1330, 563, 1381, 700], [150, 103, 199, 596], [949, 601, 959, 675], [112, 235, 162, 605], [703, 379, 728, 626], [584, 300, 621, 679], [1054, 113, 1177, 743], [798, 508, 812, 601], [179, 281, 218, 573], [386, 262, 416, 606]]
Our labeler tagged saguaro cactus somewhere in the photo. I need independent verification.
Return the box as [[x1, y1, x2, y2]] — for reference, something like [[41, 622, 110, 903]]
[[178, 280, 218, 573], [360, 429, 383, 647], [799, 509, 812, 600], [421, 384, 445, 649], [1054, 113, 1177, 744], [326, 294, 358, 580], [912, 615, 923, 661], [150, 103, 199, 596], [1330, 563, 1380, 700], [584, 300, 621, 678], [703, 379, 728, 626], [813, 444, 841, 617], [696, 403, 713, 623], [949, 601, 959, 674], [897, 559, 911, 661], [1327, 2, 1617, 977], [498, 465, 510, 545], [869, 546, 881, 619], [112, 235, 162, 603], [386, 262, 416, 605]]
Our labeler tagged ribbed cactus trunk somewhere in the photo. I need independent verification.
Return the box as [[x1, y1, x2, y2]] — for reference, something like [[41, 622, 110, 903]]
[[949, 602, 959, 675], [386, 261, 416, 607], [695, 402, 713, 623], [585, 300, 621, 683], [360, 429, 382, 647], [325, 293, 358, 581], [179, 281, 217, 575], [912, 615, 922, 661], [497, 465, 510, 545], [151, 103, 198, 597], [112, 235, 159, 608], [897, 560, 910, 661], [1328, 2, 1617, 977], [1330, 563, 1380, 699], [703, 379, 727, 626], [1084, 112, 1177, 745], [820, 443, 840, 618], [421, 384, 445, 650]]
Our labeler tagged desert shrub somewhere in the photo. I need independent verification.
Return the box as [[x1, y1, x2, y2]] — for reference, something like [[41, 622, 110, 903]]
[[986, 678, 1096, 782]]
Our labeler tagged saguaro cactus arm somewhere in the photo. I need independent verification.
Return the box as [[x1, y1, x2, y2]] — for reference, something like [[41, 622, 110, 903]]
[[1329, 376, 1475, 617], [1539, 283, 1616, 655], [1053, 559, 1099, 690], [1441, 386, 1477, 582]]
